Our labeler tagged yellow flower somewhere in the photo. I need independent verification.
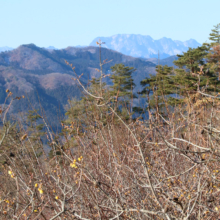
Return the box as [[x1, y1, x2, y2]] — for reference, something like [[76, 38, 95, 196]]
[[34, 209, 38, 212], [70, 163, 77, 168], [38, 188, 43, 194], [6, 89, 9, 93], [35, 183, 38, 188], [8, 170, 12, 175], [55, 196, 59, 200], [78, 158, 81, 161]]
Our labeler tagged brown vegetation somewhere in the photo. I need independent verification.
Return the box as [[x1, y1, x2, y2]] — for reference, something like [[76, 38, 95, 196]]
[[0, 26, 220, 219], [1, 68, 220, 220]]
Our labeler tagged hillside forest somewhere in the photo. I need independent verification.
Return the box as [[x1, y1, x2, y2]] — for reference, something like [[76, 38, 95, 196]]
[[0, 23, 220, 219]]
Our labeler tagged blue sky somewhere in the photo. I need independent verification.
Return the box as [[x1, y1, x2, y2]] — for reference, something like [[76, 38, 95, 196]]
[[0, 0, 219, 48]]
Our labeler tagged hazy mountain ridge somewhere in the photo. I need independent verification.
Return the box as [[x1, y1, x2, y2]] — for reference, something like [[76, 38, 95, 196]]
[[145, 55, 178, 67], [0, 46, 14, 53], [89, 34, 201, 59]]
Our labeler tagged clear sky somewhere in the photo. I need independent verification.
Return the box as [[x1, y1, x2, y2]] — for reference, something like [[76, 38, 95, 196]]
[[0, 0, 219, 48]]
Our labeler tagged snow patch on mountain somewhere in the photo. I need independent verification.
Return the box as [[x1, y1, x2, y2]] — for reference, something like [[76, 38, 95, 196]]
[[90, 34, 201, 59], [0, 46, 14, 53]]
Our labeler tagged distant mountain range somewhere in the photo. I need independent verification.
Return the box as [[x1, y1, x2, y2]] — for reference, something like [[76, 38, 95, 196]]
[[46, 46, 57, 50], [0, 46, 14, 53], [89, 34, 201, 59], [0, 46, 59, 52], [1, 34, 201, 60]]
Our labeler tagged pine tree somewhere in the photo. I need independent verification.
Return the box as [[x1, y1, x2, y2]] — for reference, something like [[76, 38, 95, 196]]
[[174, 45, 209, 74], [208, 45, 220, 79], [140, 44, 220, 120], [109, 64, 136, 117], [209, 23, 220, 46], [173, 44, 219, 96], [110, 64, 136, 99], [140, 65, 174, 118], [207, 23, 220, 79]]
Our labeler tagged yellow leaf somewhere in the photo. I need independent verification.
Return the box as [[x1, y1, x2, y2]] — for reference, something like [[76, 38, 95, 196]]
[[21, 134, 27, 140]]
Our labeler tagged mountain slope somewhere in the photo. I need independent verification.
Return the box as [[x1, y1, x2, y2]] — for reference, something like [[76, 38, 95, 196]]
[[0, 44, 157, 127], [89, 34, 201, 59], [145, 55, 178, 67]]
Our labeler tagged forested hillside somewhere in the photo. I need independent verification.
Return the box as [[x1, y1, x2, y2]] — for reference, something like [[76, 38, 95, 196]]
[[0, 44, 156, 126]]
